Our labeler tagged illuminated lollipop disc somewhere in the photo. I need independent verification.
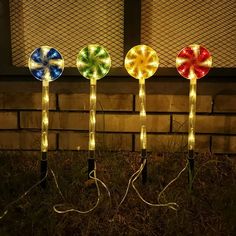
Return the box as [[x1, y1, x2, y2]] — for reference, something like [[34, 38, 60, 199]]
[[76, 45, 111, 80], [28, 46, 64, 82], [125, 45, 159, 80], [176, 44, 212, 79]]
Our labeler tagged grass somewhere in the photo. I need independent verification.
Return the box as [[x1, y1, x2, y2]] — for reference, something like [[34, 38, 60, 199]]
[[0, 150, 235, 235]]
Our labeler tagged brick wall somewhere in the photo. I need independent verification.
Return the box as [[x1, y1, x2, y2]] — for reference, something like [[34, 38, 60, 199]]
[[0, 92, 235, 153]]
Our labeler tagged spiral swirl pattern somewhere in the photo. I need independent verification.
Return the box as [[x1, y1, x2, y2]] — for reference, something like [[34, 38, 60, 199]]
[[176, 45, 212, 80], [76, 45, 111, 80], [125, 45, 159, 80], [28, 46, 64, 81]]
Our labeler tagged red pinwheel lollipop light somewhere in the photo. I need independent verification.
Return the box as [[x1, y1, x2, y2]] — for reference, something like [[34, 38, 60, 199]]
[[176, 44, 212, 80], [176, 44, 212, 189]]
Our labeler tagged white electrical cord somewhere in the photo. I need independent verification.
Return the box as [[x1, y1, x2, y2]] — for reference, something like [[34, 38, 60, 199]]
[[0, 171, 48, 220], [52, 162, 111, 214], [117, 159, 188, 212]]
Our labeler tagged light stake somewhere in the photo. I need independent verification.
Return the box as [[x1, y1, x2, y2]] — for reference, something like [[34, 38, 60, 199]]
[[77, 45, 111, 179], [125, 45, 159, 184], [29, 46, 64, 187], [176, 44, 212, 190]]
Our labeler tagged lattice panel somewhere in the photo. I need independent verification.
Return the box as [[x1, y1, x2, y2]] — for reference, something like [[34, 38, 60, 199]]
[[9, 0, 124, 67], [141, 0, 236, 68]]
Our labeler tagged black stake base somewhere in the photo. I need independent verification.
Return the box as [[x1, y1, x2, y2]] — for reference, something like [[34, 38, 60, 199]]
[[40, 152, 48, 189], [88, 150, 95, 179], [141, 149, 147, 185], [188, 150, 195, 191]]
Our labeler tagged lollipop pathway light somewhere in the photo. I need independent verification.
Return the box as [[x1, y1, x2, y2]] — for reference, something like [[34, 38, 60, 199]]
[[117, 46, 188, 211], [29, 46, 64, 187], [51, 46, 111, 215], [77, 45, 111, 179], [125, 45, 159, 184], [176, 44, 212, 189]]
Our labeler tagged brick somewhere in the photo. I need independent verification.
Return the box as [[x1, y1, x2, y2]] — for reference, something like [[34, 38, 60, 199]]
[[0, 131, 56, 150], [0, 93, 56, 110], [172, 115, 236, 134], [212, 136, 236, 153], [96, 133, 132, 151], [96, 114, 170, 132], [59, 132, 132, 151], [135, 95, 212, 112], [135, 134, 210, 152], [214, 95, 236, 113], [59, 94, 133, 111], [195, 135, 211, 152], [0, 112, 18, 129], [20, 112, 89, 130], [20, 111, 41, 129], [0, 132, 20, 149], [59, 132, 88, 150]]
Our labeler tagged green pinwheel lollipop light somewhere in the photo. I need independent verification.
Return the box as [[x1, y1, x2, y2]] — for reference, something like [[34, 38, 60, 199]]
[[77, 45, 111, 178]]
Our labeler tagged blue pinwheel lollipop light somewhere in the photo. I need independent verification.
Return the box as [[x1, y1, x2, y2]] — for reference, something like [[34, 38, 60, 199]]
[[29, 46, 64, 81], [28, 46, 64, 188]]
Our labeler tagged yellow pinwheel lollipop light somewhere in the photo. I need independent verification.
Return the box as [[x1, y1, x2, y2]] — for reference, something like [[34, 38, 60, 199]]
[[125, 45, 159, 80], [125, 45, 159, 184]]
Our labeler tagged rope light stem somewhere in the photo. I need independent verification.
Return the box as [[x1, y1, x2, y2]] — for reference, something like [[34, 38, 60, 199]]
[[139, 77, 147, 150], [41, 79, 49, 187], [41, 80, 49, 153], [139, 77, 148, 184], [188, 77, 197, 189], [88, 78, 97, 178]]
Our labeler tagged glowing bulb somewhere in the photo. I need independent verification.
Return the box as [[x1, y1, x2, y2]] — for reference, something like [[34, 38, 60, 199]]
[[41, 132, 48, 152], [139, 89, 144, 97], [140, 125, 147, 150], [140, 109, 146, 117], [44, 94, 49, 103], [43, 116, 49, 126], [188, 133, 195, 150], [89, 132, 95, 151], [90, 93, 96, 101], [189, 112, 194, 119], [90, 113, 96, 125], [44, 69, 51, 81], [190, 89, 196, 99]]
